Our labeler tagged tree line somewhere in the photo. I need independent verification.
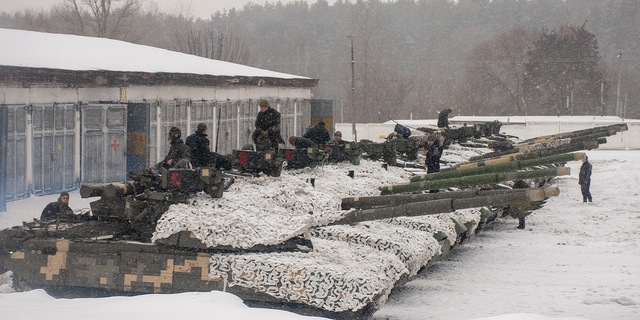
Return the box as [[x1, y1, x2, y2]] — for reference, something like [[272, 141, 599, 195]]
[[1, 0, 639, 121]]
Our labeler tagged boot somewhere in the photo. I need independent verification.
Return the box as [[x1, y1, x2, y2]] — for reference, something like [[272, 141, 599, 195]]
[[517, 217, 526, 230]]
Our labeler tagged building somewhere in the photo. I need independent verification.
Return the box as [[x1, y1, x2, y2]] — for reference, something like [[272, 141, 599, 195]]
[[0, 28, 318, 203]]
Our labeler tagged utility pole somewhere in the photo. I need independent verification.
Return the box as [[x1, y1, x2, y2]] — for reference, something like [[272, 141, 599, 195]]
[[616, 52, 622, 117], [348, 35, 357, 143]]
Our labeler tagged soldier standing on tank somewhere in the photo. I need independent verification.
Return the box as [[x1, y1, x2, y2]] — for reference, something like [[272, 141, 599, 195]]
[[252, 99, 285, 152], [437, 109, 452, 128], [424, 134, 442, 174], [149, 127, 190, 170], [41, 191, 74, 220], [579, 156, 593, 202]]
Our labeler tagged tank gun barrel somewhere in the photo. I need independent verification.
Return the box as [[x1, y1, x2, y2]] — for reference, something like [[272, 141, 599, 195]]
[[380, 167, 570, 195], [343, 186, 558, 210], [332, 186, 559, 225], [80, 182, 137, 198], [464, 139, 602, 166], [520, 123, 627, 144], [411, 152, 584, 182]]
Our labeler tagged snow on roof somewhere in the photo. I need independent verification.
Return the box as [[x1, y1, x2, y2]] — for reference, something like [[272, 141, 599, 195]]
[[384, 115, 639, 127], [0, 28, 310, 80]]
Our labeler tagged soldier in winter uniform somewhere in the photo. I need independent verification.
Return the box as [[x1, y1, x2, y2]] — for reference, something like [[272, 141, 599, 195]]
[[149, 127, 190, 170], [303, 121, 331, 146], [185, 123, 232, 170], [288, 135, 315, 149], [41, 191, 74, 220], [327, 131, 348, 162], [579, 156, 593, 202], [252, 99, 285, 152], [424, 134, 443, 173], [437, 109, 452, 128]]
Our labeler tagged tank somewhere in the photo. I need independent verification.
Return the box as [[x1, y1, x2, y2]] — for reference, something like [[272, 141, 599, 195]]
[[0, 124, 625, 319]]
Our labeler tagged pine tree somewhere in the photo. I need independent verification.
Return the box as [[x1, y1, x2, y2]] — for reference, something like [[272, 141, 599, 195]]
[[524, 22, 607, 116]]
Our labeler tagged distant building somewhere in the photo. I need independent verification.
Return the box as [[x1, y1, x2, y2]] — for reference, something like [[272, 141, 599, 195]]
[[0, 28, 318, 201]]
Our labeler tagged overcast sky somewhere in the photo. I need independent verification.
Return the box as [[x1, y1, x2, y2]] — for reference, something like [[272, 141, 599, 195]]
[[0, 0, 336, 19]]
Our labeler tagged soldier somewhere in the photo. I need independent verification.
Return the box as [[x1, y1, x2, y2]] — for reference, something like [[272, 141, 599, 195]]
[[252, 99, 285, 152], [41, 191, 74, 220], [579, 156, 593, 202], [149, 127, 190, 170], [185, 123, 232, 170], [424, 134, 443, 174], [327, 131, 348, 162], [437, 108, 452, 128], [303, 121, 331, 145], [288, 135, 315, 149]]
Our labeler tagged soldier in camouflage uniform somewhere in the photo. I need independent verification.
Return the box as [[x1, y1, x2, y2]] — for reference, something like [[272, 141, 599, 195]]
[[40, 191, 74, 220], [149, 127, 191, 170], [252, 99, 285, 152]]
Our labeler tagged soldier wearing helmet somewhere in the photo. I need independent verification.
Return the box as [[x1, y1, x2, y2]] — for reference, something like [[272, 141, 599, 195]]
[[149, 127, 191, 170], [252, 99, 285, 152]]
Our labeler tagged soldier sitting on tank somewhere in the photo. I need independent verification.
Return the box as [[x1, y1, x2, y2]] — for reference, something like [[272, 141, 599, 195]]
[[252, 99, 285, 152], [185, 123, 232, 170], [149, 127, 191, 171], [327, 131, 349, 162], [303, 121, 331, 146], [40, 191, 74, 220], [289, 135, 315, 149]]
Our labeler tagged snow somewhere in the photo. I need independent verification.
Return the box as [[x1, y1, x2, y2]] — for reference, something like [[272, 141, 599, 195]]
[[0, 28, 309, 79], [1, 149, 639, 320]]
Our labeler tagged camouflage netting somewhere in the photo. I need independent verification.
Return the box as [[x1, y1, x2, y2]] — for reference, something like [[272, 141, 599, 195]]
[[152, 160, 411, 248], [208, 209, 482, 312]]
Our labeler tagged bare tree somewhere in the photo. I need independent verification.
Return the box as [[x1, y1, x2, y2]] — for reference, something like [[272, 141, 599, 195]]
[[466, 27, 538, 115], [53, 0, 143, 39]]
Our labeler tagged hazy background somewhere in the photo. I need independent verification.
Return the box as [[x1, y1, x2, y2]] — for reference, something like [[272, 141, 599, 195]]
[[0, 0, 338, 19]]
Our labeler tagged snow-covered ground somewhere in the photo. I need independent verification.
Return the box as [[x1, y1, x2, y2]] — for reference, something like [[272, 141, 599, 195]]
[[1, 150, 639, 320]]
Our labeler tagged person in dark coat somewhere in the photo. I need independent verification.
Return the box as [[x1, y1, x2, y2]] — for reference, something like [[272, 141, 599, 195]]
[[149, 127, 191, 170], [327, 131, 348, 162], [252, 99, 285, 152], [185, 123, 211, 168], [288, 135, 315, 149], [579, 156, 593, 202], [303, 121, 331, 145], [41, 191, 73, 220], [185, 123, 232, 170], [437, 109, 452, 128], [424, 134, 442, 174]]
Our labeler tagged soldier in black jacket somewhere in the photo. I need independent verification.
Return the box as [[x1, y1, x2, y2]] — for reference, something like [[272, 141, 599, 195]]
[[41, 191, 73, 220], [579, 156, 593, 202], [303, 121, 331, 145], [185, 123, 232, 170], [424, 134, 443, 174], [185, 123, 211, 167], [252, 99, 285, 152], [149, 127, 190, 170], [288, 136, 315, 149]]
